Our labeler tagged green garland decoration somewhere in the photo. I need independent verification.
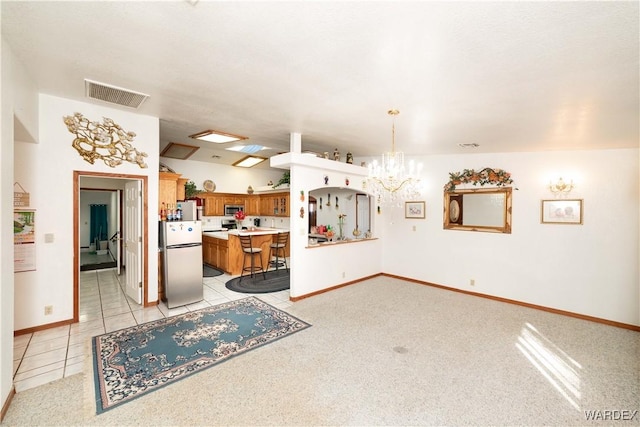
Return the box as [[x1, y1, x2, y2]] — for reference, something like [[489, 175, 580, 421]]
[[445, 168, 514, 191]]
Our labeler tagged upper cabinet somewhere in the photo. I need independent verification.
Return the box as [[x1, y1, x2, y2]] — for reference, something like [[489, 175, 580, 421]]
[[176, 178, 189, 201], [223, 194, 245, 205], [259, 192, 289, 216], [193, 191, 291, 217], [159, 172, 182, 212], [199, 193, 224, 216], [245, 195, 260, 215]]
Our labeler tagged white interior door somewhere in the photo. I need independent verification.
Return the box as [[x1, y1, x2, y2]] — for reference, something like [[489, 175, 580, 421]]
[[124, 180, 142, 304], [116, 189, 122, 275]]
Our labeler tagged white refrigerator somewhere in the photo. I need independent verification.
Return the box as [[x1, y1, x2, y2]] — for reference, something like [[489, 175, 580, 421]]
[[159, 220, 203, 308]]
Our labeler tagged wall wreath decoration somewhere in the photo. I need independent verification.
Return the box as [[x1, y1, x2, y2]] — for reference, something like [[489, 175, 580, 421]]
[[444, 167, 514, 191], [63, 112, 148, 168]]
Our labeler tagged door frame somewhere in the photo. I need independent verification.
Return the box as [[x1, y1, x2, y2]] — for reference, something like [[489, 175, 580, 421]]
[[73, 170, 150, 322]]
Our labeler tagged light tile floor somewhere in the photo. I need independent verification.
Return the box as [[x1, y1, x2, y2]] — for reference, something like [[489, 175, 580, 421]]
[[13, 267, 292, 393], [79, 251, 114, 266]]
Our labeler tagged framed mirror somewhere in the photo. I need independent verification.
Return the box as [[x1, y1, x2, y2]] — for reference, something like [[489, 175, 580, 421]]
[[443, 187, 512, 233]]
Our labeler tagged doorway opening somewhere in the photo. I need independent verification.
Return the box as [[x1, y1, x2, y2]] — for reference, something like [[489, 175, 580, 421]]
[[73, 171, 149, 323], [80, 191, 119, 271]]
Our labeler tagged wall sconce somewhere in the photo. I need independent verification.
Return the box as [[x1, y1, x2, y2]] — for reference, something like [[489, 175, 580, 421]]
[[549, 177, 574, 194]]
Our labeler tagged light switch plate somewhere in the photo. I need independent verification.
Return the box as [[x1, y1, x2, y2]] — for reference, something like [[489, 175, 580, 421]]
[[44, 233, 54, 243]]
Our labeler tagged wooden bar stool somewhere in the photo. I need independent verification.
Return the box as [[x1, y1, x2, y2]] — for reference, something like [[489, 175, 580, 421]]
[[239, 235, 266, 281], [268, 232, 289, 272]]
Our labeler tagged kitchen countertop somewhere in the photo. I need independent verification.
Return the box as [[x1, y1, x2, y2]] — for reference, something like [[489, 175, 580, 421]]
[[203, 227, 288, 240], [229, 227, 288, 236], [202, 230, 229, 240]]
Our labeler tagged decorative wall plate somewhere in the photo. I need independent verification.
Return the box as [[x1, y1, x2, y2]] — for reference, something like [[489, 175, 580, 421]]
[[203, 180, 216, 192], [449, 200, 460, 222]]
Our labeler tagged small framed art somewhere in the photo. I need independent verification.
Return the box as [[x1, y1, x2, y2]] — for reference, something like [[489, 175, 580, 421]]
[[405, 201, 425, 219], [541, 199, 583, 224]]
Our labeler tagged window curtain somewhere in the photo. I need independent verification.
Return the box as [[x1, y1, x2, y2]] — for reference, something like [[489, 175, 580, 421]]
[[90, 204, 108, 245]]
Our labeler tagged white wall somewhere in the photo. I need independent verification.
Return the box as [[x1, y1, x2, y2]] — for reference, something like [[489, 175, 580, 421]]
[[377, 149, 639, 326], [160, 157, 283, 195], [1, 40, 41, 413], [13, 94, 160, 331]]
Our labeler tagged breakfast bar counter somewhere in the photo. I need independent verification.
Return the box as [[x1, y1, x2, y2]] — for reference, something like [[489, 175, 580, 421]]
[[226, 228, 290, 276]]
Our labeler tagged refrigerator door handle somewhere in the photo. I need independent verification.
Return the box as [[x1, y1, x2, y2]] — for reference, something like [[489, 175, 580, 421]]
[[166, 243, 202, 249]]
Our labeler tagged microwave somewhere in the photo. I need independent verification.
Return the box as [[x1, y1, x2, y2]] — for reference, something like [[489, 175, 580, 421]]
[[224, 204, 245, 216]]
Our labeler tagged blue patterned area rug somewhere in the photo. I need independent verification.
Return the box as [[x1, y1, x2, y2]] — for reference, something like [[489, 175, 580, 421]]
[[92, 297, 310, 414]]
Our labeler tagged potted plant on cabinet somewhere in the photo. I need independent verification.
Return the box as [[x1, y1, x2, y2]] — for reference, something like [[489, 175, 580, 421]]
[[273, 171, 290, 189], [184, 180, 201, 199]]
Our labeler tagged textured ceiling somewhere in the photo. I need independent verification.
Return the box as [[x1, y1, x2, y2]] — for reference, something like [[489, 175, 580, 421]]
[[2, 1, 638, 168]]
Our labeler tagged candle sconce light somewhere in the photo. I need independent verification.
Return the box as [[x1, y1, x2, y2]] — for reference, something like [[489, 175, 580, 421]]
[[549, 177, 574, 195]]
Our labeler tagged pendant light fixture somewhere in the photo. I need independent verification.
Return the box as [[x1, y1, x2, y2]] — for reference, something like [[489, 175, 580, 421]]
[[367, 109, 422, 206]]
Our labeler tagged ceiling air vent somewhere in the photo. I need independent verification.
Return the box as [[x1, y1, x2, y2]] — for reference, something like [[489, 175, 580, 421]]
[[84, 79, 149, 109]]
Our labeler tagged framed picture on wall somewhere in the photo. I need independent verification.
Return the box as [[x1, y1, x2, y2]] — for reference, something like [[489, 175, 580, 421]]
[[541, 199, 583, 224], [14, 209, 36, 272], [405, 201, 425, 219]]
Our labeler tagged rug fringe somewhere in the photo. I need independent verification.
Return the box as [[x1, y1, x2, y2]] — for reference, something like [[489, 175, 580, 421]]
[[83, 337, 97, 420]]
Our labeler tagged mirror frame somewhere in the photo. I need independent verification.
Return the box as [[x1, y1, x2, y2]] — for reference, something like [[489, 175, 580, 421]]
[[443, 187, 512, 234]]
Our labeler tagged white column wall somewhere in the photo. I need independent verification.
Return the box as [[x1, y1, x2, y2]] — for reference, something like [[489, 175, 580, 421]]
[[271, 154, 383, 298]]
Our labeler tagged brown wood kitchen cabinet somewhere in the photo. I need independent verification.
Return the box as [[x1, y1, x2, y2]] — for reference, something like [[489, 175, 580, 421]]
[[158, 172, 182, 212], [176, 178, 189, 201], [217, 239, 229, 272], [198, 191, 290, 217], [202, 235, 229, 273], [259, 192, 290, 216], [223, 195, 245, 205], [277, 193, 289, 216], [245, 195, 260, 215], [259, 196, 272, 216], [203, 236, 216, 266], [199, 194, 224, 216]]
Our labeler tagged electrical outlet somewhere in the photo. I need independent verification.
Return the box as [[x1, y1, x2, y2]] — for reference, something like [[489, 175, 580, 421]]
[[412, 225, 416, 232], [470, 279, 475, 286], [342, 272, 346, 278], [44, 305, 53, 315]]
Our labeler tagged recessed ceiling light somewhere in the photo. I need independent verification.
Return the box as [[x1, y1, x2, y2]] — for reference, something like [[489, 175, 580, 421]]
[[189, 129, 248, 144], [458, 143, 480, 148], [226, 144, 268, 154], [160, 142, 199, 159], [232, 155, 267, 168]]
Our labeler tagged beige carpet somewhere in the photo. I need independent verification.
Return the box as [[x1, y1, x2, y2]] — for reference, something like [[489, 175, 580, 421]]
[[4, 276, 639, 426]]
